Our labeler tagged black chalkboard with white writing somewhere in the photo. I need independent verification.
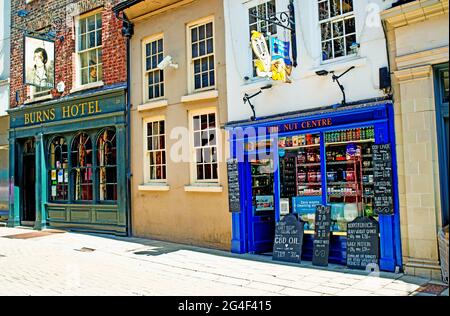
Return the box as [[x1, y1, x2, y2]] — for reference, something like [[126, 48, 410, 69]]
[[372, 144, 394, 216], [227, 159, 241, 213], [312, 205, 332, 267], [273, 214, 305, 264], [347, 217, 380, 270]]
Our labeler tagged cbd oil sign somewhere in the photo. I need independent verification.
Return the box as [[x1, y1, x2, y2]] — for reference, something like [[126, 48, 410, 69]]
[[273, 214, 305, 263]]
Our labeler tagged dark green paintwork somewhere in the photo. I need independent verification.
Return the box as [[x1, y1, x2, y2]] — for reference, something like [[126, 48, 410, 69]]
[[8, 87, 128, 236]]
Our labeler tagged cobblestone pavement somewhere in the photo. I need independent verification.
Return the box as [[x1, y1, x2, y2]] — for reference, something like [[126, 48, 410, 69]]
[[0, 227, 448, 296]]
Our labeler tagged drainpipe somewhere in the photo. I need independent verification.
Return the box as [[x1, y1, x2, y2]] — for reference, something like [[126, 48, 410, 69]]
[[115, 11, 134, 237]]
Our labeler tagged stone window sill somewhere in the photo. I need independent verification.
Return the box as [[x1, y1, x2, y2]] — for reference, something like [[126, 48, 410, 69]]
[[70, 81, 104, 94], [184, 185, 223, 193], [138, 184, 170, 192], [181, 90, 219, 103], [138, 99, 169, 112]]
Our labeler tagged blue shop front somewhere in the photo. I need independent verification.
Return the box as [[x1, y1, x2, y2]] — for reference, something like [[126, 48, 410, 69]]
[[7, 86, 128, 236], [227, 101, 402, 272]]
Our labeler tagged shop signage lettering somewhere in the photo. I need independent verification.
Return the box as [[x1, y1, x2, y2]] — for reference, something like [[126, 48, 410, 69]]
[[268, 118, 333, 134], [273, 214, 305, 264], [312, 205, 332, 267], [347, 217, 380, 270], [23, 100, 102, 126]]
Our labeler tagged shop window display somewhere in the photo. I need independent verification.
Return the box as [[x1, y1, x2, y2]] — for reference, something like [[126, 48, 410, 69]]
[[71, 133, 93, 201], [278, 127, 377, 234], [49, 136, 69, 201], [97, 129, 117, 201], [251, 159, 275, 215], [325, 127, 376, 232]]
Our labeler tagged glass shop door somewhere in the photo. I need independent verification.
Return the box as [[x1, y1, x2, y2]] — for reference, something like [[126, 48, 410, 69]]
[[246, 152, 277, 254]]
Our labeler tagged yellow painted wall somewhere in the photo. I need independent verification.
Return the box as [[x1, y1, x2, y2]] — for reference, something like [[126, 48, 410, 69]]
[[128, 0, 231, 250]]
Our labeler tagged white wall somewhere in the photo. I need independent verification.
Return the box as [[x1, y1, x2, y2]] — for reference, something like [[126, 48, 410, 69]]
[[224, 0, 395, 122], [0, 0, 11, 117]]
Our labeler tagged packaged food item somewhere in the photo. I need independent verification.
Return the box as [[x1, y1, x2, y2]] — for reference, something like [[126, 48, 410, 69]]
[[293, 136, 299, 147], [278, 137, 286, 148]]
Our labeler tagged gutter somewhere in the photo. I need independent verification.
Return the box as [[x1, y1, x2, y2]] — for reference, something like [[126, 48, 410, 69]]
[[114, 9, 134, 237]]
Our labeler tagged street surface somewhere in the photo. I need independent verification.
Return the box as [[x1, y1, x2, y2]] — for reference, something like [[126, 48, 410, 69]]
[[0, 227, 448, 296]]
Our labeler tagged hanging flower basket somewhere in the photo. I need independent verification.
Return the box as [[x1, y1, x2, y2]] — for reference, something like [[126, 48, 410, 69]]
[[439, 226, 449, 284]]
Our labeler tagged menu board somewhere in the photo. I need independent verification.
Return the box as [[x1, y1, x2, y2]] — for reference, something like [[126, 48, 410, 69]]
[[312, 205, 332, 267], [347, 217, 380, 270], [372, 144, 394, 215], [273, 214, 305, 264], [227, 159, 241, 213]]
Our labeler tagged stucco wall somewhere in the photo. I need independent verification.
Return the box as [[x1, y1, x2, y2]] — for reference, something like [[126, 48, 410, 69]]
[[224, 0, 394, 122], [128, 0, 231, 250]]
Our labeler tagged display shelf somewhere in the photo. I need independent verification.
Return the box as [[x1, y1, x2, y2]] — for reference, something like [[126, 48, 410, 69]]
[[328, 182, 359, 186], [298, 182, 322, 186], [298, 193, 322, 197], [328, 193, 361, 198], [283, 144, 320, 150], [325, 139, 375, 146], [327, 160, 360, 165], [297, 163, 321, 167], [363, 168, 374, 172], [362, 154, 373, 158]]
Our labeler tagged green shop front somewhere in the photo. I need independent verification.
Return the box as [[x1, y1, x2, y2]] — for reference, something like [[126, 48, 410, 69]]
[[7, 87, 128, 235]]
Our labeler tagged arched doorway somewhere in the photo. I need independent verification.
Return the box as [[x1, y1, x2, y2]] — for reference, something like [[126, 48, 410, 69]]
[[22, 138, 36, 225]]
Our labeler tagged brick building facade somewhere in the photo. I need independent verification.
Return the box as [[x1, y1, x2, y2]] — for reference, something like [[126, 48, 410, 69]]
[[9, 0, 126, 107], [7, 0, 131, 235]]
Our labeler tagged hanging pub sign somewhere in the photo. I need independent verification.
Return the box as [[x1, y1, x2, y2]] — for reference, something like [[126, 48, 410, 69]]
[[273, 214, 305, 263], [312, 205, 332, 267], [251, 31, 292, 83], [347, 217, 380, 270], [24, 36, 55, 90], [227, 159, 241, 213], [372, 144, 395, 215]]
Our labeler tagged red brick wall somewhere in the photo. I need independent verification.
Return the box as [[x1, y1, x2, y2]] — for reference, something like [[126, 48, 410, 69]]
[[10, 0, 126, 108]]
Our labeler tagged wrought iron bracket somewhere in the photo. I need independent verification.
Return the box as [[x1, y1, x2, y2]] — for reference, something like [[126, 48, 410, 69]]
[[249, 0, 297, 67]]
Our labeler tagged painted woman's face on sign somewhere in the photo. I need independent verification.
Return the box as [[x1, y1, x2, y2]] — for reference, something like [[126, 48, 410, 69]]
[[34, 51, 45, 68]]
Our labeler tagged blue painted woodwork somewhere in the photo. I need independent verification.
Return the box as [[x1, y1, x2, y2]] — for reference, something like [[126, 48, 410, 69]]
[[228, 101, 402, 272]]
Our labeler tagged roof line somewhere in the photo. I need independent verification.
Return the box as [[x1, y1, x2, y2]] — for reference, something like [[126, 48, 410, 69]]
[[113, 0, 145, 14]]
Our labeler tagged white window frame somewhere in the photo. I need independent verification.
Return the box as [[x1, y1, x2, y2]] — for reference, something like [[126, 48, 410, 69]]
[[187, 16, 216, 94], [142, 34, 165, 103], [246, 0, 278, 78], [188, 108, 220, 184], [74, 8, 104, 90], [317, 0, 357, 64], [143, 116, 168, 184]]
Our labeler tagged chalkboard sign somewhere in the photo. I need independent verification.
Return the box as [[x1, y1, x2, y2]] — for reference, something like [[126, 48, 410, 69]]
[[372, 144, 394, 215], [312, 205, 332, 267], [347, 217, 380, 270], [227, 159, 241, 213], [273, 214, 305, 264]]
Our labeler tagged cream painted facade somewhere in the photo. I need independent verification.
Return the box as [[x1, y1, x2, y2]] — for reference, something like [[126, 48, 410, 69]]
[[382, 0, 449, 279], [123, 0, 231, 250]]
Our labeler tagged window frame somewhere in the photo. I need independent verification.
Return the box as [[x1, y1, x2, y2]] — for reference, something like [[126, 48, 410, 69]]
[[187, 16, 217, 94], [74, 8, 104, 89], [247, 0, 278, 79], [97, 128, 118, 202], [48, 136, 69, 202], [142, 34, 165, 103], [70, 132, 94, 203], [143, 116, 168, 184], [188, 108, 220, 184], [317, 0, 357, 64]]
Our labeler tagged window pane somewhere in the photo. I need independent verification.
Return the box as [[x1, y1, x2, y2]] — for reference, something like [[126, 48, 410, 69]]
[[321, 22, 332, 41], [206, 22, 213, 38], [192, 43, 199, 59], [195, 75, 201, 90], [345, 34, 357, 55], [96, 13, 102, 28], [334, 37, 345, 58], [81, 68, 89, 85], [345, 18, 355, 34], [342, 0, 353, 14], [191, 28, 198, 42], [97, 30, 102, 46], [88, 15, 96, 32], [207, 38, 213, 54], [199, 25, 205, 40], [322, 41, 332, 61], [333, 20, 344, 37], [80, 34, 87, 51], [319, 1, 329, 21]]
